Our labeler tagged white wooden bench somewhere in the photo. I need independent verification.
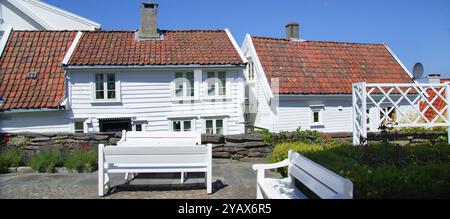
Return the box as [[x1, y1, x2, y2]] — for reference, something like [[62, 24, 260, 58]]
[[252, 150, 353, 199], [98, 144, 212, 196], [117, 131, 202, 182]]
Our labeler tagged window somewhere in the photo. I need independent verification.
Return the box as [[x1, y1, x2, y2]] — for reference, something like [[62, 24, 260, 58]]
[[94, 73, 117, 101], [174, 72, 194, 98], [247, 61, 255, 81], [99, 118, 132, 133], [310, 106, 324, 126], [204, 119, 224, 134], [135, 124, 142, 132], [171, 120, 192, 132], [74, 121, 84, 133], [206, 71, 227, 97]]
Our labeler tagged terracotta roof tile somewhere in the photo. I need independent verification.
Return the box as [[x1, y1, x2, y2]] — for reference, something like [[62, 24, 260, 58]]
[[68, 30, 244, 66], [420, 79, 450, 121], [0, 31, 77, 111], [252, 37, 414, 94]]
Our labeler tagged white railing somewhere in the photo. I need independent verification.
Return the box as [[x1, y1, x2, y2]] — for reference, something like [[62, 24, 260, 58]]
[[352, 82, 450, 145]]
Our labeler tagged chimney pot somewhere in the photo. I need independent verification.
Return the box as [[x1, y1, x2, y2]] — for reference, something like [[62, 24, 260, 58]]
[[428, 74, 441, 84], [285, 22, 300, 40]]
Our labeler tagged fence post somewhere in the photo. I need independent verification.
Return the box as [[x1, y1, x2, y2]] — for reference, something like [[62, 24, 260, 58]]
[[352, 83, 359, 145], [361, 82, 368, 146], [446, 83, 450, 145]]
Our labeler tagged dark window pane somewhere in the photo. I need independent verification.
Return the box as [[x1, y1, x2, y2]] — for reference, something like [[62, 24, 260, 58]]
[[184, 121, 191, 131], [314, 112, 320, 123], [107, 73, 115, 82], [107, 91, 116, 99], [95, 74, 104, 83], [173, 121, 181, 132], [96, 91, 104, 100], [136, 124, 142, 132]]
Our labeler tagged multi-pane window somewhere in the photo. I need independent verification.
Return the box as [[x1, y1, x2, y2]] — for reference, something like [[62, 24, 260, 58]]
[[172, 120, 192, 132], [206, 72, 226, 97], [174, 72, 194, 98], [74, 121, 84, 133], [205, 119, 224, 135], [95, 73, 116, 100], [247, 61, 255, 81]]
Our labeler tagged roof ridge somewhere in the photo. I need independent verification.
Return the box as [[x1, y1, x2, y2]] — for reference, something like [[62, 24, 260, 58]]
[[252, 35, 383, 45], [12, 30, 79, 33]]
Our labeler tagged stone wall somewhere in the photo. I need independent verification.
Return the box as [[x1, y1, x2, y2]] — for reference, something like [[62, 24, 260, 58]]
[[367, 131, 447, 145], [0, 132, 122, 160], [0, 132, 272, 161], [202, 134, 271, 160]]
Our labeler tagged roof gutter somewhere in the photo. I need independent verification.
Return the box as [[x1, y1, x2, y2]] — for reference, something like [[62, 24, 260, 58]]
[[64, 64, 246, 70], [1, 107, 65, 114]]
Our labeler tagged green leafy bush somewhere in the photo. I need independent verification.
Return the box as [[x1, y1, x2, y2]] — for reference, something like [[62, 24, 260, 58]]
[[28, 148, 63, 173], [256, 128, 333, 147], [270, 142, 450, 199], [0, 148, 23, 167], [64, 149, 98, 173]]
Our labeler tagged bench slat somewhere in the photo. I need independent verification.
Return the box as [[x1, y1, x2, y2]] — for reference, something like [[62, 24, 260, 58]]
[[104, 146, 207, 155], [105, 154, 207, 164], [289, 152, 353, 198]]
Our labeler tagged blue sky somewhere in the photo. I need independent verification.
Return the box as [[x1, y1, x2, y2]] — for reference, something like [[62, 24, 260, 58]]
[[45, 0, 450, 78]]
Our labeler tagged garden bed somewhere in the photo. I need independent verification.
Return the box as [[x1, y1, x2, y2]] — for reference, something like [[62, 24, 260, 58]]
[[270, 142, 450, 199]]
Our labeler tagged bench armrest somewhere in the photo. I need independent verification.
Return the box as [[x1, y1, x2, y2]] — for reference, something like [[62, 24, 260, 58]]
[[252, 159, 290, 171]]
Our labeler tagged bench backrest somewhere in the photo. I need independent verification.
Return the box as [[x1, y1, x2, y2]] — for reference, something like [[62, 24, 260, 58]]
[[118, 131, 202, 147], [102, 145, 210, 165], [288, 151, 353, 199]]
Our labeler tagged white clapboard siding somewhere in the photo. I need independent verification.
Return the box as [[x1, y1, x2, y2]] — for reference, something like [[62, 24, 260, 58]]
[[69, 69, 245, 134], [0, 0, 100, 31], [0, 111, 71, 133]]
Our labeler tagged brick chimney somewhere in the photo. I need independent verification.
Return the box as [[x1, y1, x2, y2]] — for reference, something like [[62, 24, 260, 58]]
[[428, 74, 441, 84], [285, 22, 300, 40], [137, 1, 160, 40]]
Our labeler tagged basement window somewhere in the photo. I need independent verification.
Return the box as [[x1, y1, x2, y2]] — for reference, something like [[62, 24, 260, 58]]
[[74, 121, 85, 133], [99, 118, 132, 133], [171, 120, 193, 132]]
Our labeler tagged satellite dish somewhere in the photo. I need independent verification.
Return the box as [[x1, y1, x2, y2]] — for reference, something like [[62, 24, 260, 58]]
[[413, 63, 424, 79]]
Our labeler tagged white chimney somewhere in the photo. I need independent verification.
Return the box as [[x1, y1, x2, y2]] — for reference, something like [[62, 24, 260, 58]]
[[428, 74, 441, 84]]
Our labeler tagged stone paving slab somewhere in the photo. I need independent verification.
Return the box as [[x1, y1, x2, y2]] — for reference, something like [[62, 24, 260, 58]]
[[0, 159, 281, 199]]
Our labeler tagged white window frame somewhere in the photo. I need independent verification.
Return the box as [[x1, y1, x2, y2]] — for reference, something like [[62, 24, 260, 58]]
[[91, 72, 121, 102], [247, 59, 255, 82], [73, 119, 86, 134], [202, 118, 227, 135], [170, 119, 195, 132], [132, 120, 147, 132], [310, 105, 325, 127], [172, 72, 195, 99], [205, 71, 227, 98]]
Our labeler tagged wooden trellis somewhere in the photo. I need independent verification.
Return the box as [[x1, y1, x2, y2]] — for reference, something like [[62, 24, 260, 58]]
[[352, 82, 450, 145]]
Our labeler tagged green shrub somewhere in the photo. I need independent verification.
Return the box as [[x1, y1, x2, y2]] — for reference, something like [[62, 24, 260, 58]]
[[28, 148, 63, 173], [270, 142, 450, 198], [0, 148, 23, 167], [64, 149, 98, 173], [256, 128, 333, 147]]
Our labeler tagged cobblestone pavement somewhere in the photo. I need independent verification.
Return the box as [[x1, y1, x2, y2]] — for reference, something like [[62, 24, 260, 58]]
[[0, 159, 281, 199]]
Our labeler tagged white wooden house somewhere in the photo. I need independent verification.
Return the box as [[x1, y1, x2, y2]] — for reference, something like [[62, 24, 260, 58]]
[[0, 0, 100, 33], [0, 2, 247, 135], [241, 23, 415, 133]]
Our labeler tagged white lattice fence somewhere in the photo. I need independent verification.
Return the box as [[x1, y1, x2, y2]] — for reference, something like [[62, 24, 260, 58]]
[[352, 82, 450, 145]]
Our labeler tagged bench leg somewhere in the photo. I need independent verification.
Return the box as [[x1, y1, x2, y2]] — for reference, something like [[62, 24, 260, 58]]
[[256, 185, 263, 199], [125, 173, 129, 181], [98, 169, 104, 197], [181, 172, 185, 183], [206, 171, 212, 194]]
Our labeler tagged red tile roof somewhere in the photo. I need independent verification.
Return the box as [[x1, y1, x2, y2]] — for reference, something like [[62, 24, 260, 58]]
[[68, 30, 244, 66], [0, 31, 77, 111], [252, 37, 414, 94], [420, 79, 450, 121]]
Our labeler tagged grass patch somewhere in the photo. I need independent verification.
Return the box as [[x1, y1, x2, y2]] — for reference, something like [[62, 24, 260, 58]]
[[270, 142, 450, 199]]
